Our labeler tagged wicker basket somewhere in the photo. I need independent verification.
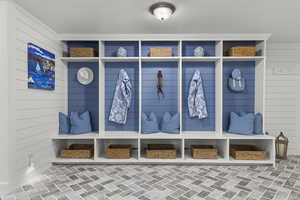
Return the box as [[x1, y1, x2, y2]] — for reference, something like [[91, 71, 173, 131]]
[[146, 144, 177, 159], [191, 145, 218, 159], [106, 144, 132, 159], [227, 46, 256, 56], [60, 144, 94, 159], [150, 48, 173, 57], [230, 144, 267, 160], [70, 48, 95, 57]]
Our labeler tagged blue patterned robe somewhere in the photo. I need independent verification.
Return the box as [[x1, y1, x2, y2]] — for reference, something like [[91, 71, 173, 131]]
[[109, 69, 132, 124], [188, 70, 208, 119]]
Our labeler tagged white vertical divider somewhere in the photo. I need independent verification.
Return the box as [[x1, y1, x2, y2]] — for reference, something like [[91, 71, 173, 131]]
[[62, 41, 69, 115], [138, 40, 142, 159], [216, 40, 223, 136], [178, 40, 184, 159], [255, 40, 267, 133], [96, 40, 104, 159], [226, 138, 230, 160], [98, 40, 105, 136], [94, 138, 97, 160]]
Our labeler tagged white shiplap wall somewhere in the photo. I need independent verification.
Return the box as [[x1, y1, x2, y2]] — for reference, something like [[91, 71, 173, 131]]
[[0, 1, 11, 193], [266, 43, 300, 154], [10, 2, 66, 185]]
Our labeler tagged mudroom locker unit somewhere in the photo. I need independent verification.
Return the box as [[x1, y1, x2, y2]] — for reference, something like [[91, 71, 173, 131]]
[[52, 34, 275, 166]]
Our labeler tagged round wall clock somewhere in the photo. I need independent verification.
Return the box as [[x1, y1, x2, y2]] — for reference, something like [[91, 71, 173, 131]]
[[77, 67, 94, 85]]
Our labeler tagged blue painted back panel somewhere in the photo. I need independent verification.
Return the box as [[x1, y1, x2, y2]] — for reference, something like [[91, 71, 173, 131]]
[[67, 41, 99, 57], [104, 41, 139, 57], [223, 41, 256, 56], [142, 62, 178, 122], [141, 41, 178, 57], [105, 62, 139, 131], [182, 62, 215, 131], [182, 41, 216, 57], [68, 62, 99, 131], [223, 61, 255, 130]]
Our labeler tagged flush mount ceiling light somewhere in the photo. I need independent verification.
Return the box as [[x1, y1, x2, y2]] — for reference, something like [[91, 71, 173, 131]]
[[149, 2, 176, 21]]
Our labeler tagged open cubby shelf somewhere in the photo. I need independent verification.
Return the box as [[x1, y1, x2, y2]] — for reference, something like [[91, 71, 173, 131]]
[[55, 37, 275, 165]]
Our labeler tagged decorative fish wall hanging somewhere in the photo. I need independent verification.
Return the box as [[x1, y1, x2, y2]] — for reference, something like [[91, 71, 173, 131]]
[[157, 70, 164, 99]]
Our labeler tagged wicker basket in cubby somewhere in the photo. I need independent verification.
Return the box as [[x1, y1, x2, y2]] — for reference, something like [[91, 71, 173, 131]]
[[230, 144, 267, 160], [60, 144, 94, 159], [150, 48, 173, 57], [146, 144, 177, 159], [106, 144, 132, 159], [70, 48, 95, 57], [191, 145, 218, 159], [227, 46, 256, 56]]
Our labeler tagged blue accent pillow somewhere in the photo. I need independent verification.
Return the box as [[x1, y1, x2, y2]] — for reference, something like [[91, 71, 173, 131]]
[[59, 112, 70, 134], [161, 112, 180, 134], [141, 112, 160, 134], [70, 111, 92, 134], [228, 112, 254, 135], [254, 113, 263, 134]]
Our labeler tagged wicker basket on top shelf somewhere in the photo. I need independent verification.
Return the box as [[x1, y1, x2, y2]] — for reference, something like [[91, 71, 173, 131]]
[[150, 48, 173, 57], [70, 48, 95, 57], [227, 46, 256, 56]]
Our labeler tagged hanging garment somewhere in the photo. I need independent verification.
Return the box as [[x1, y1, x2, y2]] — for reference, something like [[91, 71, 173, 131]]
[[157, 70, 164, 99], [109, 69, 132, 124], [188, 70, 208, 119]]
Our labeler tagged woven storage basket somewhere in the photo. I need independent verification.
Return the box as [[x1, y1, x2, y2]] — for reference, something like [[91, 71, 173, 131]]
[[227, 46, 256, 56], [191, 145, 218, 159], [60, 144, 94, 159], [106, 144, 132, 159], [70, 48, 95, 57], [146, 144, 177, 159], [230, 144, 267, 160], [150, 48, 173, 57]]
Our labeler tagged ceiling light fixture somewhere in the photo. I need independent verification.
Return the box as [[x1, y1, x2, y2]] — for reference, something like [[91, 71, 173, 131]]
[[149, 2, 176, 21]]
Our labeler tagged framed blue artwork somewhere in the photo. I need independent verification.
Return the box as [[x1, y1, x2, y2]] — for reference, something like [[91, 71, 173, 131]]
[[27, 43, 55, 90]]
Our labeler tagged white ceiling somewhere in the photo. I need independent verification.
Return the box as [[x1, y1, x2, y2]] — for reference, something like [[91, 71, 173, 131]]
[[13, 0, 300, 42]]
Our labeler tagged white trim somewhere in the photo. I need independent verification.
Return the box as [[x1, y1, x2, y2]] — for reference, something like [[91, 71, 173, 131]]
[[59, 33, 271, 41]]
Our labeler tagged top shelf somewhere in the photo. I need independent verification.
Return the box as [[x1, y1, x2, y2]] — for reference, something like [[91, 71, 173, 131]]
[[61, 56, 264, 63], [61, 40, 266, 63], [223, 56, 265, 61]]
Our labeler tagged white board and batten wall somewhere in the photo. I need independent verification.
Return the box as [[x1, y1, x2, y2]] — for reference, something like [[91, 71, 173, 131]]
[[0, 1, 11, 193], [0, 1, 67, 194], [266, 43, 300, 154]]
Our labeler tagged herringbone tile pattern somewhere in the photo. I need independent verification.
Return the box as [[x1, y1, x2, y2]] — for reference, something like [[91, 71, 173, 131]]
[[4, 156, 300, 200]]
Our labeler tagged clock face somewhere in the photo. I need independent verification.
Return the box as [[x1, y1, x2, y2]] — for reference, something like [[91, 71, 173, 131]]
[[77, 67, 94, 85]]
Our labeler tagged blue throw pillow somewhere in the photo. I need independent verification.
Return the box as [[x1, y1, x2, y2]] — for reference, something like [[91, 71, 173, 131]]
[[59, 112, 70, 134], [254, 113, 263, 134], [161, 112, 180, 134], [70, 111, 92, 134], [228, 112, 254, 135], [141, 112, 160, 134]]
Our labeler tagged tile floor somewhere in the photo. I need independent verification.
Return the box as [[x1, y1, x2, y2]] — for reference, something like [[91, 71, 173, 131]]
[[3, 156, 300, 200]]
